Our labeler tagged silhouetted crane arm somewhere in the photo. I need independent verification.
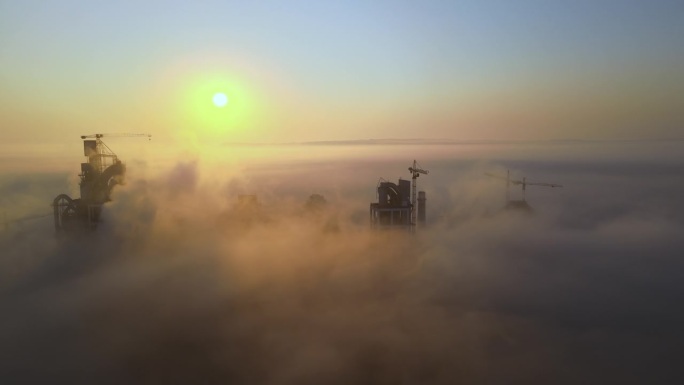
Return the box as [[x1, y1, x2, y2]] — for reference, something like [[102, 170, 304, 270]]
[[486, 173, 560, 187], [408, 167, 429, 175], [80, 133, 151, 139], [525, 182, 563, 188]]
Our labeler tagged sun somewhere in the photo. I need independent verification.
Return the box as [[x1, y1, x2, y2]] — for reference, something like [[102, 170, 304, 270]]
[[178, 72, 264, 139], [212, 92, 228, 107]]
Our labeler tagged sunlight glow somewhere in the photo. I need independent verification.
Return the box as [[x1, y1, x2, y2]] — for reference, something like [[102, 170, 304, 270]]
[[177, 72, 263, 141], [213, 92, 228, 107]]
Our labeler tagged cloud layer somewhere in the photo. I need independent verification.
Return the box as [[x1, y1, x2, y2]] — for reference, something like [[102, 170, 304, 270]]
[[1, 144, 683, 384]]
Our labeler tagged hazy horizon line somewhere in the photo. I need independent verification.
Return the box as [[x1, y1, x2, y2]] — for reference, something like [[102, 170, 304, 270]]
[[222, 137, 684, 146]]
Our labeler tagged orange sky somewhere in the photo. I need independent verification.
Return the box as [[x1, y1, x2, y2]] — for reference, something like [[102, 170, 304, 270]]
[[1, 1, 683, 148]]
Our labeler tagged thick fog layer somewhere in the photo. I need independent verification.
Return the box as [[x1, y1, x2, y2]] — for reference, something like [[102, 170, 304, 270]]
[[1, 142, 683, 384]]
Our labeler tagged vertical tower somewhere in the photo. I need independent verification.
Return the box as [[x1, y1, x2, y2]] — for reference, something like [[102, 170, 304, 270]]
[[408, 160, 428, 226], [417, 191, 426, 224]]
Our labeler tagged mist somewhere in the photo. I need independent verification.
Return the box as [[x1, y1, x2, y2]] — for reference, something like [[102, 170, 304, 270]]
[[1, 141, 683, 384]]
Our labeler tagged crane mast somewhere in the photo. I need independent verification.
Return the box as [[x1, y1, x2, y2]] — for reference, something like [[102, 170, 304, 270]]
[[408, 160, 429, 226]]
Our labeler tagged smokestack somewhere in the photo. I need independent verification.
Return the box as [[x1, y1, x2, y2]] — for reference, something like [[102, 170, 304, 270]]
[[418, 191, 426, 224]]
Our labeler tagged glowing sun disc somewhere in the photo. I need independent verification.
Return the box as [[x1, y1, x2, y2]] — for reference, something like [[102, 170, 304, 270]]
[[213, 92, 228, 107]]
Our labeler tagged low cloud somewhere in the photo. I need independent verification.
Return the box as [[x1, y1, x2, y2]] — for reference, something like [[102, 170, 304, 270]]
[[1, 145, 683, 384]]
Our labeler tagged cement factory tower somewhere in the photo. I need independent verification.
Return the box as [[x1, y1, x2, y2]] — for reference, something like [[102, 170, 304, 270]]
[[52, 133, 150, 233], [369, 178, 412, 230]]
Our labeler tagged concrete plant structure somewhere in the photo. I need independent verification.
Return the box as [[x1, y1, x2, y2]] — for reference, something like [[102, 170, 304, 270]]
[[52, 133, 149, 234], [370, 160, 429, 230]]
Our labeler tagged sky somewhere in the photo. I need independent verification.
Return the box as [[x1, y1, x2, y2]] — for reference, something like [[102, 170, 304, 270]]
[[1, 0, 683, 145]]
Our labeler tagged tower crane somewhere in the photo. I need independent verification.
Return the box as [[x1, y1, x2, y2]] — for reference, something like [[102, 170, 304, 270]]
[[485, 170, 562, 202], [408, 160, 429, 226]]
